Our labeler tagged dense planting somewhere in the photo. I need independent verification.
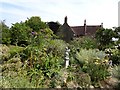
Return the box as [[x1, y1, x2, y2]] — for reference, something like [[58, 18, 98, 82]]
[[1, 16, 120, 88]]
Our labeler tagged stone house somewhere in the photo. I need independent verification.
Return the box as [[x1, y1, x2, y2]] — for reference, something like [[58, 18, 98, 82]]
[[58, 16, 103, 42]]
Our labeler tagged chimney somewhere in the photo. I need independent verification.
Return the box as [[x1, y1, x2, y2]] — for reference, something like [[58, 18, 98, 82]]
[[101, 23, 103, 28], [84, 19, 87, 35], [64, 16, 67, 24]]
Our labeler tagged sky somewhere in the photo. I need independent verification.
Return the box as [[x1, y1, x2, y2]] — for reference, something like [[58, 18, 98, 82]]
[[0, 0, 120, 28]]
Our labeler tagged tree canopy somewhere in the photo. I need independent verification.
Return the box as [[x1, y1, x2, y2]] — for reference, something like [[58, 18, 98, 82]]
[[1, 20, 11, 45], [95, 27, 120, 50], [47, 21, 61, 34], [25, 16, 48, 32]]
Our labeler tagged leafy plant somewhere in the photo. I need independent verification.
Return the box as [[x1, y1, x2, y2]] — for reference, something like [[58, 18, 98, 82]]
[[0, 44, 10, 62], [109, 48, 120, 65], [10, 22, 32, 46], [46, 39, 68, 57], [1, 21, 11, 45], [74, 49, 110, 86], [95, 28, 115, 50], [25, 16, 48, 32], [70, 36, 97, 50], [75, 49, 106, 65]]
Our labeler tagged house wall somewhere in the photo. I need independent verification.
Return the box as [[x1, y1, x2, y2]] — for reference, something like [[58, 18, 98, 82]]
[[57, 23, 74, 42]]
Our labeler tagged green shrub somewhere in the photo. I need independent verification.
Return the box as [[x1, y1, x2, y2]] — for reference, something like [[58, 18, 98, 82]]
[[95, 28, 115, 50], [46, 39, 68, 57], [112, 65, 120, 79], [111, 65, 120, 89], [66, 66, 91, 88], [1, 21, 11, 45], [25, 16, 48, 32], [82, 59, 110, 84], [2, 28, 11, 45], [70, 36, 97, 49], [0, 72, 36, 88], [74, 49, 106, 66], [0, 44, 10, 62], [10, 22, 32, 46], [74, 49, 110, 86], [19, 41, 65, 87], [8, 45, 24, 58], [109, 48, 120, 65]]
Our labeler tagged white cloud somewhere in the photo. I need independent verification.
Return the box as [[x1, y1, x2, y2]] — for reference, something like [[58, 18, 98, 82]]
[[0, 0, 119, 28]]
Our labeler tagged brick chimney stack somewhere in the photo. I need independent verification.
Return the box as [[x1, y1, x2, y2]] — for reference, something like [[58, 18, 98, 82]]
[[64, 16, 67, 24], [84, 19, 87, 35], [101, 23, 103, 28]]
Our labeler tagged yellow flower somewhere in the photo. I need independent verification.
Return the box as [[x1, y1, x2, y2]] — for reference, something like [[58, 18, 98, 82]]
[[85, 61, 88, 63], [104, 59, 108, 63], [96, 60, 98, 62], [96, 57, 100, 59], [95, 62, 99, 65]]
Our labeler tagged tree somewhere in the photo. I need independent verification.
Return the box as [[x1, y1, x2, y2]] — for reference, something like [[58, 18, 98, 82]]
[[10, 22, 32, 46], [95, 28, 115, 50], [1, 20, 11, 45], [25, 16, 48, 32], [47, 21, 61, 34], [114, 27, 120, 49]]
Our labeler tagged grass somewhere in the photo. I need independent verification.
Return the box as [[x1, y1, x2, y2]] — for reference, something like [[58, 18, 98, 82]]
[[7, 45, 24, 58], [8, 45, 24, 54]]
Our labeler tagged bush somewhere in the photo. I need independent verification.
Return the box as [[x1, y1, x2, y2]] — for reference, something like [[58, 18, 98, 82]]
[[25, 16, 48, 32], [0, 44, 10, 62], [82, 59, 110, 85], [1, 21, 11, 45], [74, 49, 106, 67], [74, 49, 110, 86], [109, 49, 120, 65], [70, 36, 97, 49], [112, 65, 120, 79], [112, 65, 120, 89], [95, 28, 115, 50], [46, 39, 68, 57], [19, 40, 65, 86], [66, 66, 91, 88], [10, 22, 32, 46]]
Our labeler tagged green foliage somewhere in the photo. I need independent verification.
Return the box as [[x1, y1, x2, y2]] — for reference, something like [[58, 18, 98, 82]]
[[66, 66, 91, 88], [82, 59, 110, 84], [47, 21, 61, 34], [0, 44, 10, 62], [1, 21, 11, 45], [70, 37, 97, 49], [46, 39, 68, 57], [1, 16, 119, 88], [112, 65, 120, 80], [10, 22, 32, 46], [8, 45, 24, 58], [112, 65, 120, 89], [74, 49, 110, 85], [39, 28, 54, 39], [1, 75, 35, 88], [95, 28, 115, 50], [114, 27, 120, 39], [109, 48, 120, 65], [0, 44, 23, 63], [114, 27, 120, 47], [19, 38, 65, 87], [25, 16, 48, 32], [75, 49, 106, 63]]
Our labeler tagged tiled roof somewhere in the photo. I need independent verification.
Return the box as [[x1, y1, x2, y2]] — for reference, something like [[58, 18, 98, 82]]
[[86, 25, 101, 36], [61, 16, 102, 37], [71, 25, 101, 36], [71, 26, 85, 36]]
